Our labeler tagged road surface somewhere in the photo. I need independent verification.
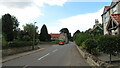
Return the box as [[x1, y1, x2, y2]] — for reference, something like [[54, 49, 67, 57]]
[[2, 42, 89, 67]]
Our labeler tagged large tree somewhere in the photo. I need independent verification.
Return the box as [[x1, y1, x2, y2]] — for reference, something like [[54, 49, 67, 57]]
[[2, 14, 14, 41], [0, 18, 2, 34], [39, 24, 51, 41], [12, 16, 19, 39], [2, 14, 19, 41], [73, 30, 80, 40], [23, 23, 38, 40]]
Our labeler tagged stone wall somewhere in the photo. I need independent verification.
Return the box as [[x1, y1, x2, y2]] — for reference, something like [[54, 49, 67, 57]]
[[76, 45, 109, 66], [2, 45, 39, 57]]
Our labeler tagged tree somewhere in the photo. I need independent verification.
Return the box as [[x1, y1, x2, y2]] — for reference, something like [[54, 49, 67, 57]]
[[60, 28, 71, 40], [75, 33, 92, 46], [84, 39, 98, 55], [12, 16, 19, 39], [2, 14, 19, 41], [98, 35, 117, 63], [39, 24, 51, 41], [73, 30, 80, 40], [0, 18, 2, 34], [23, 23, 38, 41], [2, 14, 14, 41]]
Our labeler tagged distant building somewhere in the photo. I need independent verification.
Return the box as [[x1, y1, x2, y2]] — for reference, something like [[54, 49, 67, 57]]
[[101, 0, 120, 35], [88, 19, 103, 35], [50, 33, 60, 41], [59, 32, 68, 44]]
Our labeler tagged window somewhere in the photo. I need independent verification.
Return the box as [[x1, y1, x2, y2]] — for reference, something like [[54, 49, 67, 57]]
[[104, 12, 109, 22], [112, 7, 117, 14]]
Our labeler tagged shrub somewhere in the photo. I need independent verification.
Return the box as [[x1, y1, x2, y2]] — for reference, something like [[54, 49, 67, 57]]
[[98, 35, 119, 62], [22, 35, 31, 41], [9, 41, 33, 48], [83, 39, 98, 55], [115, 35, 120, 53], [75, 33, 92, 46], [2, 34, 9, 49]]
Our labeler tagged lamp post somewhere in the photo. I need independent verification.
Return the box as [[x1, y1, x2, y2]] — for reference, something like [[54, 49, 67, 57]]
[[32, 22, 37, 50]]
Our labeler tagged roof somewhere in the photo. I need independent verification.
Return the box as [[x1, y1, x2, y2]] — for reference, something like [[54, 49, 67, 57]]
[[105, 6, 110, 10], [111, 0, 120, 8], [89, 26, 103, 32], [101, 6, 110, 16], [50, 33, 60, 37], [111, 14, 120, 24]]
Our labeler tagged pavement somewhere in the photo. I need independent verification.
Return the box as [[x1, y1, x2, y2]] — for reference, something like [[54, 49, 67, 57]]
[[98, 53, 120, 62], [2, 42, 89, 67]]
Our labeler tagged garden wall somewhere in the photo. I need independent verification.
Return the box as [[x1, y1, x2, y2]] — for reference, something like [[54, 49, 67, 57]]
[[76, 45, 109, 66], [2, 45, 39, 57]]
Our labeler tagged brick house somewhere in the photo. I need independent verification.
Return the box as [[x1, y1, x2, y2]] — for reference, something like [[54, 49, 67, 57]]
[[101, 0, 120, 35], [50, 33, 60, 41]]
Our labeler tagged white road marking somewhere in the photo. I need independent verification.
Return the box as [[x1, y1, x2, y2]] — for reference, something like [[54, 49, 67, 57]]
[[38, 53, 50, 60], [23, 65, 28, 68], [52, 49, 58, 52]]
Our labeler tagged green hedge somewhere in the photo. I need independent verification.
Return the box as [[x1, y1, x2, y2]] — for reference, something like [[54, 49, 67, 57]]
[[9, 41, 33, 47], [98, 35, 120, 55], [2, 41, 34, 49], [75, 33, 92, 46], [82, 39, 99, 55]]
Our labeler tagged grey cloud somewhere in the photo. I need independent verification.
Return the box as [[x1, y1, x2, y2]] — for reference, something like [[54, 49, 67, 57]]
[[0, 0, 32, 2], [0, 2, 33, 8]]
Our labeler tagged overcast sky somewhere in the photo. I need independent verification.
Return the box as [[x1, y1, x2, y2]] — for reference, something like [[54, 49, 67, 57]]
[[0, 0, 111, 35]]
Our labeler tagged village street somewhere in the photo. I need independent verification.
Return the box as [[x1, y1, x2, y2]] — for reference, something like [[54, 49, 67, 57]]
[[2, 42, 89, 67]]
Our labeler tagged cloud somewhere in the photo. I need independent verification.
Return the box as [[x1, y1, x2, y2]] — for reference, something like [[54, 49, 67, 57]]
[[0, 0, 68, 29], [0, 5, 43, 29], [0, 2, 33, 8], [68, 0, 111, 2], [32, 0, 68, 7], [57, 7, 104, 35]]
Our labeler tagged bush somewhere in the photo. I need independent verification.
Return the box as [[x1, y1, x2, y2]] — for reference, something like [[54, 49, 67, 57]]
[[8, 41, 33, 48], [115, 35, 120, 53], [98, 35, 120, 62], [83, 39, 98, 55], [22, 35, 31, 41], [2, 34, 9, 49], [98, 35, 116, 54], [75, 33, 92, 46]]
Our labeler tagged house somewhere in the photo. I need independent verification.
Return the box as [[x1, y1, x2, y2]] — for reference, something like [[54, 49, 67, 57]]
[[50, 33, 60, 41], [59, 32, 68, 44], [88, 19, 103, 35], [102, 0, 120, 35]]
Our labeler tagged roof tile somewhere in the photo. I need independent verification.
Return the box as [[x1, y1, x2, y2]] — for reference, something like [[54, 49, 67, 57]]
[[50, 33, 60, 37]]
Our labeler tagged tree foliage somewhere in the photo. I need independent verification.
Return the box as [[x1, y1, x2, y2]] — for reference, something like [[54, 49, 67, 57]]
[[2, 14, 19, 41], [2, 14, 14, 41], [98, 35, 120, 62], [83, 39, 98, 55], [73, 30, 80, 40], [0, 18, 2, 34], [23, 23, 38, 40], [75, 33, 92, 46], [39, 24, 51, 41]]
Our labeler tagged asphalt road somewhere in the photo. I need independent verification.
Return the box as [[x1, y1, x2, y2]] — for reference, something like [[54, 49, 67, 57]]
[[2, 42, 89, 66]]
